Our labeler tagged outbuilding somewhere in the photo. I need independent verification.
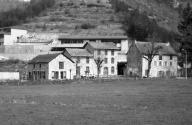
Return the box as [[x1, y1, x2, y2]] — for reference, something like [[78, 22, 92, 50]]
[[28, 52, 75, 80]]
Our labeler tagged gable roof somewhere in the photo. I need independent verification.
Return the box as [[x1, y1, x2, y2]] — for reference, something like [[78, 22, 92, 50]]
[[28, 52, 74, 64], [66, 48, 93, 57], [85, 42, 120, 50], [135, 41, 177, 55], [58, 36, 128, 40]]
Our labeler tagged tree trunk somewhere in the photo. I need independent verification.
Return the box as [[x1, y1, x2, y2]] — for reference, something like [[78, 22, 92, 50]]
[[97, 67, 100, 78], [147, 60, 152, 78]]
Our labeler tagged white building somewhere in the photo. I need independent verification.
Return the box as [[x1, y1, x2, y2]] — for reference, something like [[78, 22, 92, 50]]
[[28, 52, 76, 80], [57, 35, 129, 76], [64, 48, 96, 78], [0, 28, 27, 46], [51, 41, 120, 77], [84, 42, 120, 77], [127, 41, 178, 78]]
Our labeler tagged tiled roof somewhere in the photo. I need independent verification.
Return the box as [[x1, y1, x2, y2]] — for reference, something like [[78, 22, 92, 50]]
[[88, 42, 120, 50], [29, 53, 60, 64], [66, 48, 93, 57], [29, 52, 74, 64], [58, 36, 128, 40], [135, 41, 177, 55]]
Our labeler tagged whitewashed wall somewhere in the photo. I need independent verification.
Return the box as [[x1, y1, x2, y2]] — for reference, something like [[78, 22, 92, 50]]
[[142, 55, 178, 77], [74, 57, 97, 77], [49, 54, 76, 80], [121, 39, 129, 53], [0, 72, 20, 80], [94, 50, 118, 76], [4, 29, 27, 45]]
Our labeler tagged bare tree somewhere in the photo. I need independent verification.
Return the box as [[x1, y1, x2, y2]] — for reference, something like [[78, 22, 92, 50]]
[[94, 57, 103, 78], [144, 34, 162, 77]]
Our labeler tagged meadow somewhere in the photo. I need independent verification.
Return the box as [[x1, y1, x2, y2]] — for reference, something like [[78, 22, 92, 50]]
[[0, 79, 191, 125]]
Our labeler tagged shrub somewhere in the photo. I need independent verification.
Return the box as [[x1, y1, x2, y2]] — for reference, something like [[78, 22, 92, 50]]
[[80, 23, 96, 29], [87, 3, 105, 8]]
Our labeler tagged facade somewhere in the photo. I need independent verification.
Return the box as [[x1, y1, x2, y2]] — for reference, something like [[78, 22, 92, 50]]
[[52, 41, 121, 77], [58, 36, 130, 76], [84, 42, 120, 77], [28, 53, 76, 80], [127, 41, 178, 78], [64, 48, 96, 78]]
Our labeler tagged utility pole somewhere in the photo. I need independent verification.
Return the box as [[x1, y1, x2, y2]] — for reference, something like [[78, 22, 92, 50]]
[[185, 50, 188, 80], [183, 49, 188, 80]]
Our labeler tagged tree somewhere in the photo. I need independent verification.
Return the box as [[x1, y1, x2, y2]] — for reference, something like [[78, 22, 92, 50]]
[[94, 57, 103, 78], [122, 9, 156, 41], [143, 34, 162, 77], [178, 3, 192, 64]]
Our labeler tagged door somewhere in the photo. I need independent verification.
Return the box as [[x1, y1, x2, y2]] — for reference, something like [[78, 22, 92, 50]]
[[77, 66, 81, 77]]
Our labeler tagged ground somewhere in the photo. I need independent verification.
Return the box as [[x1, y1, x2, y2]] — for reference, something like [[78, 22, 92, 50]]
[[0, 79, 192, 125]]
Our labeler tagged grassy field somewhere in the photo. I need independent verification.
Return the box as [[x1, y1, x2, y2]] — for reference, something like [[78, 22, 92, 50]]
[[0, 79, 192, 125]]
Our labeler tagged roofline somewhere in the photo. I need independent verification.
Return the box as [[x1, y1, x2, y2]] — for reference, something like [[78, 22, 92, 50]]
[[28, 53, 75, 64], [83, 42, 120, 50], [58, 36, 128, 40]]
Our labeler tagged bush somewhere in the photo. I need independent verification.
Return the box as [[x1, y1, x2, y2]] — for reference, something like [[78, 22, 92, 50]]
[[80, 23, 96, 29], [87, 3, 105, 8]]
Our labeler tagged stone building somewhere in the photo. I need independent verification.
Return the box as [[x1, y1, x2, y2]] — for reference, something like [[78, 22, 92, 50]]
[[127, 41, 178, 78]]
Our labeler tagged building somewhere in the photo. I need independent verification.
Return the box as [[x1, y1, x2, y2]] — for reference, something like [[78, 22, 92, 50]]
[[64, 48, 95, 78], [0, 27, 27, 46], [84, 42, 120, 77], [127, 41, 178, 78], [28, 52, 75, 80], [58, 35, 130, 76], [51, 41, 120, 77]]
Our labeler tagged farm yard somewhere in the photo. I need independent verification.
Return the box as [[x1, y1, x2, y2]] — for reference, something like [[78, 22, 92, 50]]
[[0, 79, 192, 125]]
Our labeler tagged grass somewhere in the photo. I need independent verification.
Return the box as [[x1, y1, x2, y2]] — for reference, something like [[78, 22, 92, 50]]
[[0, 79, 191, 125]]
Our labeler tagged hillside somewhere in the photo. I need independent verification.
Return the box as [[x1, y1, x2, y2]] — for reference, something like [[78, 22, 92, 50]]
[[9, 0, 192, 36], [17, 0, 123, 36]]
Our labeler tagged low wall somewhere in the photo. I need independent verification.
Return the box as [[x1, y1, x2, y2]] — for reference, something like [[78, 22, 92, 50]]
[[0, 72, 20, 80]]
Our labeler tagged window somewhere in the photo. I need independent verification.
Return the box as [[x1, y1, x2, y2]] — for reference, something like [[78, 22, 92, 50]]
[[52, 71, 59, 79], [111, 58, 114, 64], [33, 64, 35, 69], [159, 61, 162, 66], [59, 62, 64, 69], [159, 55, 162, 60], [86, 66, 90, 72], [39, 64, 41, 68], [105, 50, 108, 55], [104, 58, 108, 64], [154, 61, 157, 66], [86, 66, 90, 75], [170, 62, 173, 66], [97, 50, 101, 55], [164, 61, 167, 66], [111, 50, 114, 56], [104, 67, 108, 75], [170, 55, 173, 60], [76, 57, 80, 63], [111, 67, 115, 74], [86, 57, 89, 64]]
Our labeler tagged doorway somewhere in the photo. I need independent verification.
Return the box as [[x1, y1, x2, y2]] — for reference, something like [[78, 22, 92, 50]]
[[118, 62, 126, 76]]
